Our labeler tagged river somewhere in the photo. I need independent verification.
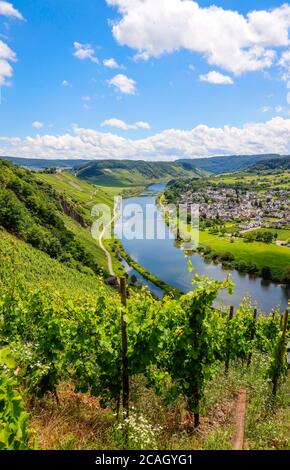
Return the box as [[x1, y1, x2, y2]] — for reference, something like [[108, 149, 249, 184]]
[[115, 183, 290, 313]]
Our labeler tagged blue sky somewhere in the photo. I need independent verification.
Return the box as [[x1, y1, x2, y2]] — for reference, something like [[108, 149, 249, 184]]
[[1, 0, 290, 160]]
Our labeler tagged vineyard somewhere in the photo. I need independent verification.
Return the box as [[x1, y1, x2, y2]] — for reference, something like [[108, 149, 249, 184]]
[[0, 236, 289, 450]]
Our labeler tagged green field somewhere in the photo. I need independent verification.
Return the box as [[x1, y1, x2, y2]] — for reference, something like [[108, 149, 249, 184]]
[[247, 228, 290, 242], [210, 170, 290, 190], [199, 230, 290, 280], [176, 215, 290, 281]]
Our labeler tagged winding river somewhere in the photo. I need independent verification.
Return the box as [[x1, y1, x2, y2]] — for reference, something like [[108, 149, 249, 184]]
[[115, 183, 290, 313]]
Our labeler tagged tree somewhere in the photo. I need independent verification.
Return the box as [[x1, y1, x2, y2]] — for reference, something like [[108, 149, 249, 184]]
[[0, 189, 28, 235]]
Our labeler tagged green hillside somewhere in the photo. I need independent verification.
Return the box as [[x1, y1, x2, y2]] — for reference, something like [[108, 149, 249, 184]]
[[1, 226, 289, 451], [76, 160, 205, 187], [36, 171, 124, 275], [0, 159, 118, 277], [247, 156, 290, 173], [0, 228, 108, 301], [4, 154, 288, 176], [36, 171, 114, 209], [181, 154, 286, 174], [2, 156, 91, 170]]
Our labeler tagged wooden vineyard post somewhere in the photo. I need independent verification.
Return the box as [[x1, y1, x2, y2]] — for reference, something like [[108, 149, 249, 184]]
[[272, 309, 289, 398], [280, 313, 284, 329], [284, 309, 289, 340], [281, 309, 288, 355], [119, 276, 129, 419], [247, 308, 258, 367], [232, 389, 247, 450], [225, 306, 234, 375]]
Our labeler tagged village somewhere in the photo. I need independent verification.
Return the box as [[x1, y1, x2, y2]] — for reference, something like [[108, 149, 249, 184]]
[[179, 186, 290, 231]]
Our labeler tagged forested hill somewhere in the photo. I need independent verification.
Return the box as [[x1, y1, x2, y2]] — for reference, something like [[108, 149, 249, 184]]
[[2, 156, 91, 169], [3, 154, 288, 178], [0, 159, 102, 276], [75, 160, 205, 186], [180, 154, 286, 174], [246, 156, 290, 173]]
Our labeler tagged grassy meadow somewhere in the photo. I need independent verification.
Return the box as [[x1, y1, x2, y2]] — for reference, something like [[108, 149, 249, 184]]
[[199, 231, 290, 279], [211, 170, 290, 190]]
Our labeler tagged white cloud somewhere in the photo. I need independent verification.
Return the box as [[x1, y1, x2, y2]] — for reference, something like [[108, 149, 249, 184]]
[[73, 42, 99, 64], [0, 3, 24, 86], [275, 106, 283, 113], [32, 121, 44, 129], [0, 39, 16, 86], [82, 96, 92, 110], [107, 73, 136, 94], [2, 117, 290, 160], [61, 80, 71, 87], [134, 121, 150, 129], [199, 71, 234, 85], [261, 106, 271, 113], [279, 49, 290, 68], [0, 1, 23, 20], [278, 48, 290, 80], [101, 118, 150, 130], [106, 0, 290, 75], [103, 58, 123, 69], [83, 103, 91, 111]]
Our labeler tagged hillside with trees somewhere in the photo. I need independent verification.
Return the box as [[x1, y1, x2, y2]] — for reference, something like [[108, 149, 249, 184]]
[[76, 159, 206, 186], [0, 160, 108, 276], [180, 154, 286, 174], [247, 156, 290, 174]]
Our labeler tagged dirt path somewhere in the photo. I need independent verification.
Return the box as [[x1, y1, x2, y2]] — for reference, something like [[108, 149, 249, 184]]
[[99, 220, 115, 277], [240, 227, 261, 234], [98, 203, 119, 277], [232, 389, 247, 450]]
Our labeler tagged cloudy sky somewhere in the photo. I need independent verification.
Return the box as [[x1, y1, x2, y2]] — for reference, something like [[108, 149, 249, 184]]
[[1, 0, 290, 160]]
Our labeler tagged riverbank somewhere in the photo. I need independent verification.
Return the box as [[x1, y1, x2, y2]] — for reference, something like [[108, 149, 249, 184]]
[[112, 239, 181, 298], [160, 194, 290, 285], [113, 183, 289, 312]]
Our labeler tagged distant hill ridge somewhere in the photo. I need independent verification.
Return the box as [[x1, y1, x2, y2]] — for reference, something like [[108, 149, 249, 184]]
[[179, 154, 287, 174], [1, 156, 91, 169], [246, 156, 290, 173], [2, 154, 289, 179]]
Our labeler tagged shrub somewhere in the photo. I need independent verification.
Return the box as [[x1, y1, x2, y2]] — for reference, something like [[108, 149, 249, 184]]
[[236, 260, 248, 272], [261, 266, 272, 281], [0, 349, 31, 450], [282, 267, 290, 285], [203, 246, 212, 255], [220, 252, 235, 262]]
